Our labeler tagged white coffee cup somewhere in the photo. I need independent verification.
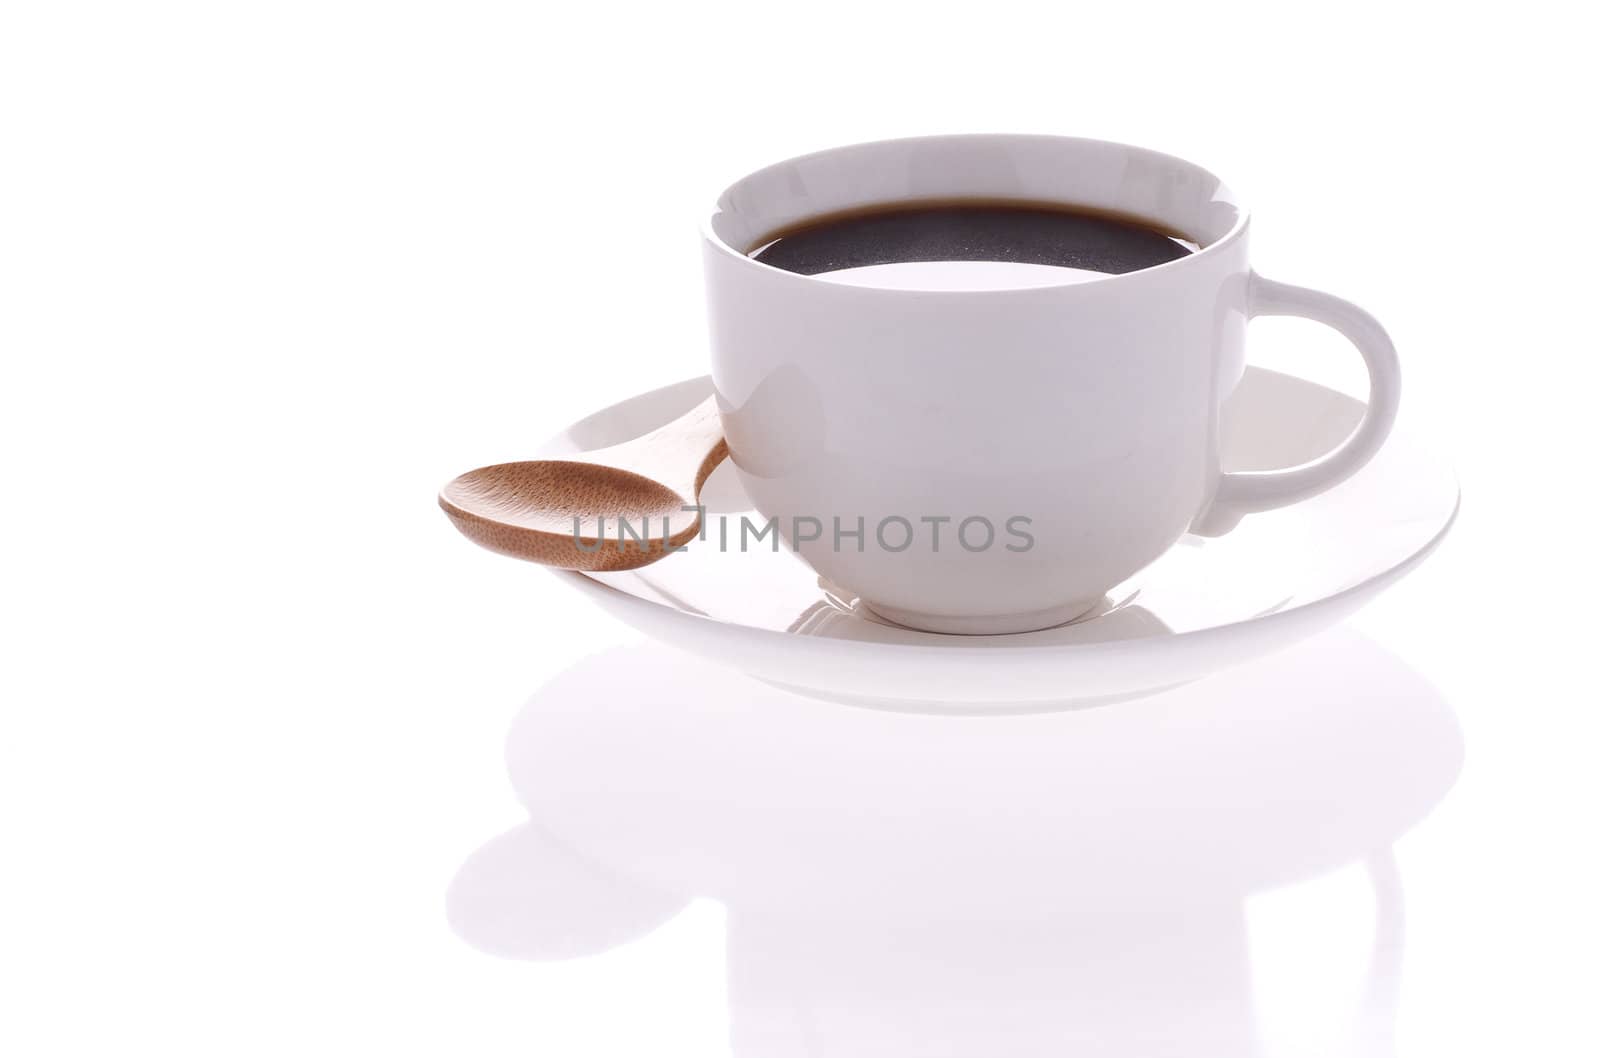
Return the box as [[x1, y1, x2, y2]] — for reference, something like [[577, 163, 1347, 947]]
[[701, 135, 1398, 634]]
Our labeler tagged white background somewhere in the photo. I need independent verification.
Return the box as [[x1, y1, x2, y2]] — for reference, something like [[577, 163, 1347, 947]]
[[2, 1, 1596, 1054]]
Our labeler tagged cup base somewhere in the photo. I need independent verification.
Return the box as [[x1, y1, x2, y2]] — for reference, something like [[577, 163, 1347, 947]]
[[859, 598, 1102, 636]]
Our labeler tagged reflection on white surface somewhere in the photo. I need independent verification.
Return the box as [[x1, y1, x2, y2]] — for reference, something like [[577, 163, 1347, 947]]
[[449, 629, 1460, 1056]]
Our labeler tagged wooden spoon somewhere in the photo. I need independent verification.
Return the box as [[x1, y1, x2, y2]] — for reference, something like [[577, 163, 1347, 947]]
[[439, 395, 729, 572]]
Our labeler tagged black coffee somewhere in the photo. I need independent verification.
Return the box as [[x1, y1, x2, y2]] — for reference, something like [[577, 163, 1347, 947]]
[[750, 200, 1194, 277]]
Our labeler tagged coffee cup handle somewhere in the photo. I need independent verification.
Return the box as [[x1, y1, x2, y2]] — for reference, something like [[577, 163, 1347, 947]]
[[1190, 272, 1401, 537]]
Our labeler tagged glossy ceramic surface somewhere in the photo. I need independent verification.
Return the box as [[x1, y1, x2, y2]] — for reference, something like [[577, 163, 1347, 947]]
[[546, 366, 1457, 712], [701, 135, 1401, 632]]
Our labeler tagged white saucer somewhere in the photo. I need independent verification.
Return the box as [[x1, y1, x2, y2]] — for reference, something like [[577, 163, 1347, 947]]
[[545, 367, 1457, 713]]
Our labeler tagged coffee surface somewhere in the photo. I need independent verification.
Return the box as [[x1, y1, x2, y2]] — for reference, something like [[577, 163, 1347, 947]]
[[750, 201, 1194, 277]]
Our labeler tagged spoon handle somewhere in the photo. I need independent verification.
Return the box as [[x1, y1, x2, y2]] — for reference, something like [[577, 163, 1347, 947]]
[[601, 394, 728, 500]]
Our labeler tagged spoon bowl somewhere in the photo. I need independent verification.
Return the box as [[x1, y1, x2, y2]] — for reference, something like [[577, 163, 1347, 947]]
[[439, 395, 727, 571]]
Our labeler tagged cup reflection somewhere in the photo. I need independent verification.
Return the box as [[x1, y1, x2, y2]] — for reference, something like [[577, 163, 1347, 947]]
[[449, 628, 1460, 1056]]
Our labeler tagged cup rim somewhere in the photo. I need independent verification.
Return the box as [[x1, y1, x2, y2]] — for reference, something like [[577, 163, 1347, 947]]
[[701, 133, 1250, 296]]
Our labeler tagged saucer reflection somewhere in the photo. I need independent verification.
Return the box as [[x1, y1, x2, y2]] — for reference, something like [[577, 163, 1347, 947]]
[[449, 629, 1460, 1056]]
